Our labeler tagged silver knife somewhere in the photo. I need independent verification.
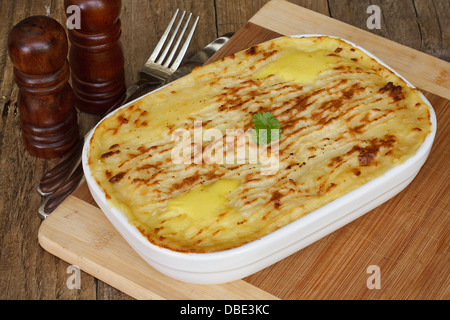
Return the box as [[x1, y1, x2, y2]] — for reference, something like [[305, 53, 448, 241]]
[[37, 33, 233, 219]]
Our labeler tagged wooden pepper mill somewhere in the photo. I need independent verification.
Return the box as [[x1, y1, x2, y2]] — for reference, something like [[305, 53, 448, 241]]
[[8, 16, 80, 159], [64, 0, 126, 114]]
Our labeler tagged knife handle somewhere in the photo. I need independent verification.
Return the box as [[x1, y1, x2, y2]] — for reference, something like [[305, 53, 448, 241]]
[[38, 139, 83, 196], [38, 163, 84, 219]]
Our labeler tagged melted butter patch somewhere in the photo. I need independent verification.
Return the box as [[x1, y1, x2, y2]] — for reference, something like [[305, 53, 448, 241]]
[[255, 50, 332, 83], [165, 179, 240, 223]]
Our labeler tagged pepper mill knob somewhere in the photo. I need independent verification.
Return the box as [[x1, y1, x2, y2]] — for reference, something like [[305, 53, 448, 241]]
[[8, 15, 79, 159], [64, 0, 126, 115]]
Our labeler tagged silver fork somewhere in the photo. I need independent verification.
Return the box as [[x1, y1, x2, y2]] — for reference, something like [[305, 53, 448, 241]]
[[37, 10, 199, 219]]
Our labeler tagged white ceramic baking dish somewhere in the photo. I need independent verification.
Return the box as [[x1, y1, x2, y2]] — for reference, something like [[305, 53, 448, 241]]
[[82, 35, 437, 285]]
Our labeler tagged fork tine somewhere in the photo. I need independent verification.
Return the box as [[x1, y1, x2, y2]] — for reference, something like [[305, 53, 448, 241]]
[[149, 9, 179, 62], [163, 12, 192, 68], [169, 15, 199, 71], [141, 10, 198, 82], [156, 11, 186, 65]]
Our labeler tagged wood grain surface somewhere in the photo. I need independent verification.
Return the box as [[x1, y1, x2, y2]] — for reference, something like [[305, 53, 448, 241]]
[[0, 0, 448, 300]]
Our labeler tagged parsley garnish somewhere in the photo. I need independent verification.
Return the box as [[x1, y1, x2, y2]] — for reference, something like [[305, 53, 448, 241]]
[[251, 112, 282, 145]]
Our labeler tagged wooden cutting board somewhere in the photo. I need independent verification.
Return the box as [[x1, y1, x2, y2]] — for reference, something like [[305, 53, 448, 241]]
[[38, 0, 450, 300]]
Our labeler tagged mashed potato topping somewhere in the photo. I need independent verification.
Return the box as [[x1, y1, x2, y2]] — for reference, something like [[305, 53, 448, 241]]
[[88, 36, 431, 253]]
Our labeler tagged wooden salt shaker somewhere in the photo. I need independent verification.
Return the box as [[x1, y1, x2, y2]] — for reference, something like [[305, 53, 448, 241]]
[[8, 16, 80, 159], [64, 0, 126, 114]]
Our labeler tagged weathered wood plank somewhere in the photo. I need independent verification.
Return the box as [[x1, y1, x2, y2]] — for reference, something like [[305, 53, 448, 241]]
[[328, 0, 450, 61]]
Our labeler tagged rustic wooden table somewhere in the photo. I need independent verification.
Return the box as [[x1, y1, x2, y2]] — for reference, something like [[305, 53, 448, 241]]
[[0, 0, 448, 300]]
